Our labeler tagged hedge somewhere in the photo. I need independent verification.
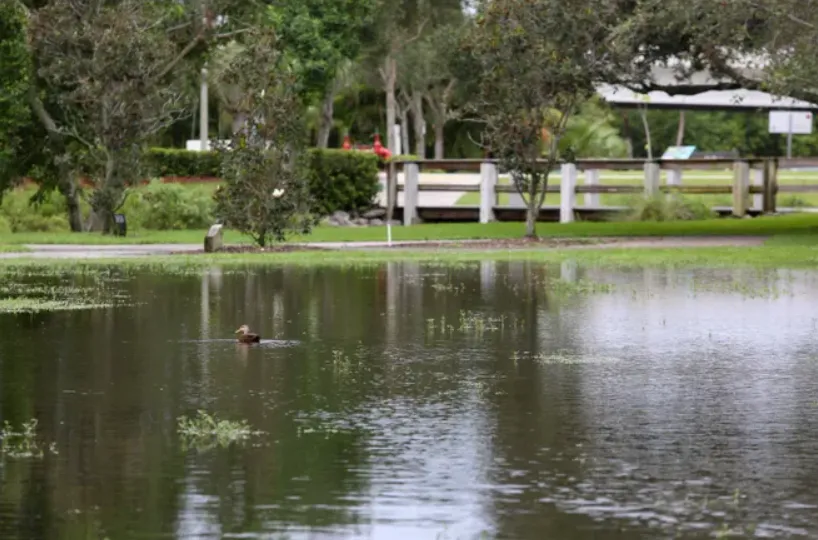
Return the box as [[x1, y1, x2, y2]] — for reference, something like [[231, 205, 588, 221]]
[[145, 147, 381, 216]]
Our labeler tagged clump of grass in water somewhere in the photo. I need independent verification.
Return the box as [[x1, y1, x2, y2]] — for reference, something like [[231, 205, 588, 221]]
[[177, 410, 261, 450], [544, 277, 615, 296], [1, 419, 58, 459]]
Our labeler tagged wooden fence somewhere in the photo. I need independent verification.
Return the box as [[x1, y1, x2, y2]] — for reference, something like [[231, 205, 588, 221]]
[[380, 157, 818, 225]]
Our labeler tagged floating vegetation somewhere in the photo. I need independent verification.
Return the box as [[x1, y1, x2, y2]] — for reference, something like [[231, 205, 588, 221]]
[[1, 419, 58, 459], [176, 410, 262, 450], [0, 279, 124, 313], [426, 310, 525, 338], [513, 350, 622, 365], [544, 277, 615, 296]]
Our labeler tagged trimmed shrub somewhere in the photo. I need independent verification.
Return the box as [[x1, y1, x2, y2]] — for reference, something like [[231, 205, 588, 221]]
[[146, 148, 221, 177], [623, 194, 715, 222], [0, 215, 12, 234], [305, 149, 381, 216], [146, 147, 381, 216]]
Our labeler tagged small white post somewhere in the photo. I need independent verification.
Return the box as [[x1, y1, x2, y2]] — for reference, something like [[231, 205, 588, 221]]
[[403, 162, 420, 226], [732, 160, 750, 217], [752, 168, 764, 211], [479, 162, 498, 223], [560, 163, 577, 223], [644, 161, 661, 197], [583, 169, 600, 207], [666, 169, 682, 186]]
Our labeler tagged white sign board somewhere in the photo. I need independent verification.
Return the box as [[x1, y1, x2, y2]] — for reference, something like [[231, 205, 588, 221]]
[[769, 111, 814, 134]]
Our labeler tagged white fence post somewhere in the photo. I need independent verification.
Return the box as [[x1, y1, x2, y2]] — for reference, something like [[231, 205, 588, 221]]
[[479, 162, 498, 224], [752, 167, 764, 211], [644, 161, 661, 197], [560, 163, 577, 223], [583, 169, 600, 207], [666, 169, 682, 186], [732, 160, 750, 217], [403, 162, 420, 226]]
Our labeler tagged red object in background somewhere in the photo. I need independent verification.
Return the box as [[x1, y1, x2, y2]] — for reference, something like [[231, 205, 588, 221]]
[[341, 133, 391, 160]]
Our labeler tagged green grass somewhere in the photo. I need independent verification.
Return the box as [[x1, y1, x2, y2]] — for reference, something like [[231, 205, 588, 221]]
[[454, 169, 818, 207], [2, 235, 818, 270], [0, 245, 30, 253], [4, 213, 818, 246]]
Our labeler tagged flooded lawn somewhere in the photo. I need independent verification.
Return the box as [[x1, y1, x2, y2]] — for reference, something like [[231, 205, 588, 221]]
[[1, 261, 818, 539]]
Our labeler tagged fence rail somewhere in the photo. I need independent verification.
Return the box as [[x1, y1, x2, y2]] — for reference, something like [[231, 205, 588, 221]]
[[381, 157, 816, 225]]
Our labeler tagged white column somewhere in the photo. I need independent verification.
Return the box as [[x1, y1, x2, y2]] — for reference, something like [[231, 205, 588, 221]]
[[479, 162, 498, 223], [560, 163, 577, 223], [732, 160, 750, 217], [583, 169, 600, 207], [644, 162, 661, 197], [403, 162, 420, 226], [752, 168, 764, 211], [666, 169, 682, 186]]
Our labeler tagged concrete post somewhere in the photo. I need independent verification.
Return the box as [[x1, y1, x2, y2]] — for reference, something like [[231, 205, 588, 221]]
[[403, 162, 420, 226], [560, 163, 577, 224], [732, 160, 750, 217], [666, 169, 682, 186], [752, 168, 764, 211], [583, 169, 600, 207], [644, 161, 661, 197], [479, 162, 498, 224]]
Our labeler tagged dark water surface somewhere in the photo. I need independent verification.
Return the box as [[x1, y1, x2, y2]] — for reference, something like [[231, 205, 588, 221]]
[[2, 261, 818, 539]]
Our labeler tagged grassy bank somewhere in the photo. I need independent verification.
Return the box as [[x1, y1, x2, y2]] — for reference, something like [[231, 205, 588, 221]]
[[3, 212, 818, 246], [2, 236, 818, 271]]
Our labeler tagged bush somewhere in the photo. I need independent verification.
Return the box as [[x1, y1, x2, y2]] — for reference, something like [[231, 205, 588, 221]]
[[304, 149, 381, 216], [0, 189, 71, 232], [0, 215, 12, 234], [623, 194, 716, 222], [121, 181, 215, 230], [146, 148, 221, 177], [147, 147, 381, 217]]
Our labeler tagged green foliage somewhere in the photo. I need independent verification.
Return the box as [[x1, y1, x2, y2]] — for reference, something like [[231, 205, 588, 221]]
[[1, 419, 58, 459], [212, 29, 316, 247], [145, 147, 380, 217], [177, 410, 261, 451], [623, 194, 716, 222], [266, 0, 378, 102], [559, 98, 630, 158], [147, 148, 222, 178], [123, 181, 215, 230], [0, 0, 34, 194], [305, 149, 380, 215], [0, 189, 71, 232]]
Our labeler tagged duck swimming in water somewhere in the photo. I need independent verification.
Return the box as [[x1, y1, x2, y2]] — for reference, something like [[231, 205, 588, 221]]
[[235, 324, 261, 343]]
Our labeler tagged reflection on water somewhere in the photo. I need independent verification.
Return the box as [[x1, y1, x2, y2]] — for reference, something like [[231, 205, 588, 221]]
[[2, 261, 818, 539]]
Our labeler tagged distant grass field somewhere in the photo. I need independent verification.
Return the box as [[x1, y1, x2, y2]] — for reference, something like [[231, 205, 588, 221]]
[[453, 169, 818, 208]]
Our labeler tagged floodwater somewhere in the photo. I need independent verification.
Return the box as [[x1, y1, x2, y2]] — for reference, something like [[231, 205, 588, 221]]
[[2, 261, 818, 539]]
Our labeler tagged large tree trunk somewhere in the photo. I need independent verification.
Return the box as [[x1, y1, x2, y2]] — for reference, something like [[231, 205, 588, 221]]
[[316, 89, 334, 148], [411, 93, 425, 158], [434, 121, 445, 159], [399, 107, 410, 156], [525, 196, 538, 238], [231, 112, 248, 136], [383, 56, 398, 155], [676, 110, 686, 146], [58, 175, 82, 232]]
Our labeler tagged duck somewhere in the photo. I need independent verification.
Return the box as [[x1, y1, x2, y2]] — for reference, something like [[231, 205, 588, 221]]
[[234, 324, 261, 344]]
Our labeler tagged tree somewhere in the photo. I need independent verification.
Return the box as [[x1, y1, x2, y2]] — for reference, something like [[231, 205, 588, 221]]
[[607, 1, 818, 104], [462, 0, 624, 237], [0, 0, 34, 197], [213, 29, 315, 247]]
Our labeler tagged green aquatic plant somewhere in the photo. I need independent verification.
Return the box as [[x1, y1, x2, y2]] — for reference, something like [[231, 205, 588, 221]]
[[0, 419, 58, 459], [544, 277, 615, 296], [176, 410, 261, 450]]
